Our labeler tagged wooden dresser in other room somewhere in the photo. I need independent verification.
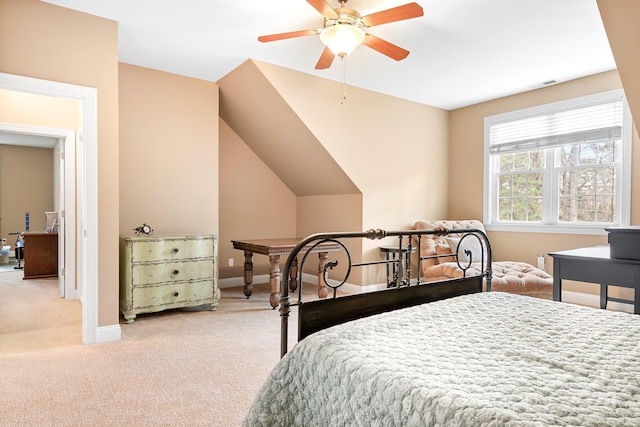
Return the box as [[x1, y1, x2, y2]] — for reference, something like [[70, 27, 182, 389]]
[[23, 232, 58, 279]]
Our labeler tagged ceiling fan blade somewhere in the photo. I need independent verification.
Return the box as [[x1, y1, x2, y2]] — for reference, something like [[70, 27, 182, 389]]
[[315, 47, 336, 69], [363, 34, 410, 61], [362, 2, 424, 27], [307, 0, 339, 18], [258, 29, 318, 43]]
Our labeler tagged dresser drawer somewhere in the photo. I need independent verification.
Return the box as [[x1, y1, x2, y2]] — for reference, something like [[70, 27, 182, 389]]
[[127, 236, 215, 262], [129, 259, 214, 286], [130, 281, 216, 310]]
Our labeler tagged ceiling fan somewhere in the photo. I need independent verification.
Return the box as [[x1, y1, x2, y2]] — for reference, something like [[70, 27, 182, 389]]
[[258, 0, 424, 70]]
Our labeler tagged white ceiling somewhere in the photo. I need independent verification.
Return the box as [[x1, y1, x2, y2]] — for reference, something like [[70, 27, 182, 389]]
[[43, 0, 616, 110]]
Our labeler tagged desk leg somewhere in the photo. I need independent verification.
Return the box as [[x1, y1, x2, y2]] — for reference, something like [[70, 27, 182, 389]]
[[242, 251, 254, 298], [600, 284, 608, 310], [269, 255, 281, 309], [318, 252, 329, 299], [552, 257, 562, 302]]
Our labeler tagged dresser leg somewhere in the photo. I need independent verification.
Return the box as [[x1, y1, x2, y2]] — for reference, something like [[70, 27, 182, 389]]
[[124, 313, 136, 323]]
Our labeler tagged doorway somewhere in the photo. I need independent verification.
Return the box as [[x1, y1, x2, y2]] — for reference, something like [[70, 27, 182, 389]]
[[0, 72, 101, 344], [0, 124, 76, 300]]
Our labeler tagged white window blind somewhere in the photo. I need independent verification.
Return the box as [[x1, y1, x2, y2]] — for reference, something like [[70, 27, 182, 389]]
[[490, 100, 623, 155]]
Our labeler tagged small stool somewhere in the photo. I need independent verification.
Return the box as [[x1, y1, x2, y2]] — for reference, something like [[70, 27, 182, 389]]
[[14, 246, 24, 270], [379, 246, 416, 287]]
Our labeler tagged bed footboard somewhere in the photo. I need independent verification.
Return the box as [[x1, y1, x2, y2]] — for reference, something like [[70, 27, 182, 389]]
[[279, 227, 493, 357]]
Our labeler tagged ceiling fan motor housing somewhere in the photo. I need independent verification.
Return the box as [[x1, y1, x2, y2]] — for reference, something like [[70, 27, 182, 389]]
[[321, 8, 367, 56]]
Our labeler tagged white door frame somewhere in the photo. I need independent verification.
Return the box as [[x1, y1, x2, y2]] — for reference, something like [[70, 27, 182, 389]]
[[0, 72, 99, 344]]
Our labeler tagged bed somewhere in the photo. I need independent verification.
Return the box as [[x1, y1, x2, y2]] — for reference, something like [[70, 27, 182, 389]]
[[244, 227, 640, 426]]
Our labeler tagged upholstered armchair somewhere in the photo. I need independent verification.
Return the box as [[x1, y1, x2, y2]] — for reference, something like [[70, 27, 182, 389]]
[[412, 219, 552, 298]]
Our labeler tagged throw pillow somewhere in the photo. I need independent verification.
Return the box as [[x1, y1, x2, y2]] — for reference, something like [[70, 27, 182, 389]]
[[446, 236, 486, 264], [434, 243, 455, 263]]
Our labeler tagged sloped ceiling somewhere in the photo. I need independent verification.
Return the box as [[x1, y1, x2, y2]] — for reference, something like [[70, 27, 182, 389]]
[[597, 0, 640, 132], [218, 59, 359, 197]]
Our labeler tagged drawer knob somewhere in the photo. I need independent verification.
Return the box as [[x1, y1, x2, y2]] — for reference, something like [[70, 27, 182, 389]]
[[172, 248, 179, 254], [173, 269, 179, 276], [173, 291, 179, 297]]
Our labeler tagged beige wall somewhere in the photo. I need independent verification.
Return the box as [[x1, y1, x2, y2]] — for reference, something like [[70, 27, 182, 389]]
[[297, 194, 364, 284], [0, 145, 53, 236], [0, 0, 119, 327], [449, 70, 640, 295], [254, 61, 450, 284], [0, 88, 80, 128], [118, 63, 219, 238], [218, 118, 297, 278], [257, 61, 450, 230]]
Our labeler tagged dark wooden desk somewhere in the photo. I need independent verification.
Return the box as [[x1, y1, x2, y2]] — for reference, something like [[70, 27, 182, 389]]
[[549, 245, 640, 314], [23, 232, 58, 279], [231, 238, 341, 308]]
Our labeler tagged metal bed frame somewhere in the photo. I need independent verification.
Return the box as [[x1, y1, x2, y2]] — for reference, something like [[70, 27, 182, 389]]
[[278, 226, 493, 357]]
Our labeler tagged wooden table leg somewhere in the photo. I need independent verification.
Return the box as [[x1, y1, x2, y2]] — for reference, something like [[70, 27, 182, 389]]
[[269, 254, 281, 308], [243, 251, 254, 298], [289, 257, 299, 291], [317, 251, 328, 299]]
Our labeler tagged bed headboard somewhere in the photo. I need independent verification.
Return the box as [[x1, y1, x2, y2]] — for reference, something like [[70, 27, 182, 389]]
[[278, 227, 493, 357]]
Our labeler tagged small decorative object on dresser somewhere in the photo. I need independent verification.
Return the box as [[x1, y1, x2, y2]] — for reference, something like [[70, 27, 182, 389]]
[[119, 234, 218, 323], [133, 223, 153, 236]]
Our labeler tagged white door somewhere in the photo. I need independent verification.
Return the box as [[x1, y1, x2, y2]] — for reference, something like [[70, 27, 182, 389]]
[[53, 132, 76, 300], [56, 140, 65, 297]]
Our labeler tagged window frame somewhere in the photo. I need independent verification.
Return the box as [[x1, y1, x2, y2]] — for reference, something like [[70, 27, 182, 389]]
[[483, 89, 631, 235]]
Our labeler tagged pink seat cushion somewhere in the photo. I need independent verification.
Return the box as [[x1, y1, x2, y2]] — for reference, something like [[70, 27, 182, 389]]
[[424, 261, 552, 292], [414, 219, 553, 295]]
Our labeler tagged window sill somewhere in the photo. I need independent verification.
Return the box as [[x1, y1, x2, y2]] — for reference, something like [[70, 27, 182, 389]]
[[484, 223, 613, 236]]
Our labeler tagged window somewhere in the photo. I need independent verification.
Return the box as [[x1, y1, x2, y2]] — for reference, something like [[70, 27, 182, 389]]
[[484, 90, 631, 234]]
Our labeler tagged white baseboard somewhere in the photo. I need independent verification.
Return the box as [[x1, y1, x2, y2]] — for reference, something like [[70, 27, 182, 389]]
[[562, 290, 634, 314], [96, 324, 121, 344], [218, 274, 270, 289]]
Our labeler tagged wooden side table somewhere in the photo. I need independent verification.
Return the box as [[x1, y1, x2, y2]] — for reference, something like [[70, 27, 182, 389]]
[[231, 238, 341, 308], [379, 245, 416, 287]]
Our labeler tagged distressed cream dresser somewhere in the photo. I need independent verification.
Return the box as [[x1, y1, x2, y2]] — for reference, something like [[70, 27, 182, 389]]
[[119, 234, 218, 323]]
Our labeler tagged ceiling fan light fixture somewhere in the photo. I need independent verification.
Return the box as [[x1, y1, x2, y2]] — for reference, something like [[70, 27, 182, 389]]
[[319, 24, 365, 57]]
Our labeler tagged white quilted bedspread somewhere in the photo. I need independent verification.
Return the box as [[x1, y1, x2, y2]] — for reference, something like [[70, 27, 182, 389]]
[[244, 292, 640, 426]]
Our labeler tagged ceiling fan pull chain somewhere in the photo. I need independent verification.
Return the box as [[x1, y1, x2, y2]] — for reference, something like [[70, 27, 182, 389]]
[[341, 55, 347, 104]]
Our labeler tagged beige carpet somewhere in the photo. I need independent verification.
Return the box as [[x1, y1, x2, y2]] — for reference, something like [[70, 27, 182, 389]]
[[0, 270, 308, 426], [0, 270, 82, 354], [1, 269, 552, 426]]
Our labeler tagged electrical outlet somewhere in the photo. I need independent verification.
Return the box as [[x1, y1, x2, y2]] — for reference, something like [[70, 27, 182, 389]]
[[228, 258, 234, 267]]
